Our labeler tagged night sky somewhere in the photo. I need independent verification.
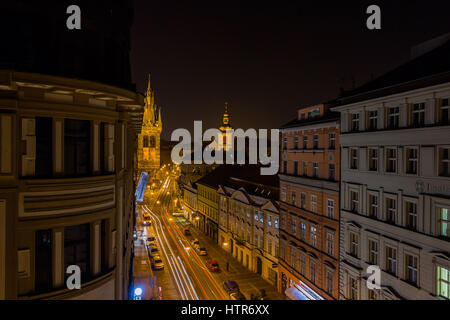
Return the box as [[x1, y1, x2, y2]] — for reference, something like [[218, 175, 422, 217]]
[[130, 0, 450, 140]]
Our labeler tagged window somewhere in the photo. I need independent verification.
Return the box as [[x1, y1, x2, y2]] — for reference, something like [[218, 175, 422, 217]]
[[283, 136, 288, 150], [293, 160, 299, 175], [406, 148, 418, 174], [368, 148, 378, 171], [351, 113, 360, 131], [350, 191, 359, 213], [300, 253, 306, 275], [388, 107, 400, 128], [386, 198, 397, 224], [64, 224, 91, 283], [326, 269, 334, 294], [329, 133, 336, 149], [267, 239, 272, 254], [290, 247, 297, 269], [35, 117, 53, 177], [301, 113, 306, 120], [349, 277, 358, 300], [349, 232, 359, 257], [328, 163, 335, 180], [281, 187, 286, 202], [326, 199, 334, 218], [438, 208, 449, 238], [437, 266, 450, 299], [275, 218, 279, 229], [308, 108, 320, 118], [326, 231, 334, 256], [368, 240, 378, 265], [150, 136, 156, 148], [412, 103, 425, 127], [311, 195, 318, 213], [350, 148, 358, 169], [303, 135, 308, 149], [291, 190, 297, 206], [294, 136, 299, 149], [369, 195, 378, 218], [310, 225, 317, 247], [313, 134, 319, 149], [405, 254, 418, 285], [268, 215, 272, 227], [405, 202, 417, 230], [439, 148, 450, 177], [310, 260, 317, 284], [300, 192, 306, 208], [300, 222, 307, 240], [291, 217, 297, 234], [386, 148, 397, 173], [312, 162, 319, 178], [302, 161, 308, 176], [64, 119, 91, 176], [35, 230, 52, 293], [386, 246, 397, 275], [143, 136, 149, 147], [441, 98, 449, 124], [368, 110, 378, 130], [283, 160, 287, 174]]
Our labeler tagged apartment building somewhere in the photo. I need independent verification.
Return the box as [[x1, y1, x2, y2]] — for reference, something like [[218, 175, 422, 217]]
[[278, 104, 340, 300], [332, 37, 450, 300], [0, 2, 143, 299], [217, 165, 280, 286]]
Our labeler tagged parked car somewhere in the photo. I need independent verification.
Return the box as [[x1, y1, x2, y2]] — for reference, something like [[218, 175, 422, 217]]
[[146, 236, 157, 246], [206, 260, 220, 272], [183, 228, 191, 236], [148, 244, 159, 256], [142, 214, 152, 226], [195, 246, 207, 256], [230, 292, 247, 300], [151, 255, 164, 270], [191, 238, 200, 248], [222, 280, 239, 294]]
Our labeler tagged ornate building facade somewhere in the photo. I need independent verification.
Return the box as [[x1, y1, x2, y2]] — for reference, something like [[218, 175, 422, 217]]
[[137, 75, 162, 180]]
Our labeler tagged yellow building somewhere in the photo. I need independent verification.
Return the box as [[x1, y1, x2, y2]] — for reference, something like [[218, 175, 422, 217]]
[[137, 75, 162, 180]]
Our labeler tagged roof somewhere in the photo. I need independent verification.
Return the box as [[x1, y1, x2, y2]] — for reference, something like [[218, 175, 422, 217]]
[[336, 38, 450, 106], [195, 164, 279, 201], [279, 111, 340, 130]]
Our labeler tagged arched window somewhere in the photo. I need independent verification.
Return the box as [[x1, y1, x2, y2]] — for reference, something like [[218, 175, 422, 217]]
[[143, 136, 149, 147], [150, 136, 156, 148]]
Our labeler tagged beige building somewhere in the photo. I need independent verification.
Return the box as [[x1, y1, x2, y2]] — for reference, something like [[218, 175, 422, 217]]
[[0, 70, 144, 299], [217, 166, 280, 286]]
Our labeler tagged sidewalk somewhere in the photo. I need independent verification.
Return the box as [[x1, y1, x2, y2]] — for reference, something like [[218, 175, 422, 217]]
[[181, 217, 285, 300]]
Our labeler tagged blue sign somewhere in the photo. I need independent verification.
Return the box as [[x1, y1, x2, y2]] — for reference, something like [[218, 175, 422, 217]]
[[135, 172, 149, 202]]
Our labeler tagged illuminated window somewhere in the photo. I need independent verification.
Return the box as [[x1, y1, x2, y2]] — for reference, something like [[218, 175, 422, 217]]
[[405, 254, 418, 285], [437, 266, 450, 299], [310, 225, 317, 247], [386, 246, 397, 275], [438, 208, 450, 238]]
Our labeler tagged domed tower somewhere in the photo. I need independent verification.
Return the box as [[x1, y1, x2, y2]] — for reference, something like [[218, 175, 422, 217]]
[[137, 74, 162, 178], [219, 102, 233, 151]]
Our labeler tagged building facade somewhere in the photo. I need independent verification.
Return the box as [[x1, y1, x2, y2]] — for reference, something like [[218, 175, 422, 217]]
[[197, 182, 220, 243], [278, 104, 341, 300], [332, 38, 450, 300], [0, 71, 143, 299], [137, 75, 162, 180], [218, 177, 280, 286]]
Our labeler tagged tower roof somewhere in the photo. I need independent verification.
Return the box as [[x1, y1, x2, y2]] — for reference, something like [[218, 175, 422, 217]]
[[220, 102, 232, 132], [142, 73, 162, 130]]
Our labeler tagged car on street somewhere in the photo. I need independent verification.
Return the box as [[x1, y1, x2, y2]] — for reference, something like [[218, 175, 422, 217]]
[[142, 214, 152, 226], [230, 292, 247, 300], [183, 228, 191, 236], [206, 260, 220, 272], [195, 246, 207, 256], [191, 238, 200, 248], [148, 244, 159, 256], [222, 280, 239, 294], [151, 255, 164, 270], [146, 236, 157, 246]]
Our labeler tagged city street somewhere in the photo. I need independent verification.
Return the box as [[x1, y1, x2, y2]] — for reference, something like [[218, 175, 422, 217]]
[[134, 173, 284, 300]]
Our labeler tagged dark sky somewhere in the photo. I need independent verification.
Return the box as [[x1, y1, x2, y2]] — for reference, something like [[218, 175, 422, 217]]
[[130, 0, 450, 140]]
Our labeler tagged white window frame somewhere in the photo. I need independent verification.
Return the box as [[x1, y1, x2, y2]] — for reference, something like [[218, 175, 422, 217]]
[[326, 199, 335, 218], [405, 147, 418, 175], [311, 195, 318, 213], [368, 147, 378, 171], [385, 147, 397, 174]]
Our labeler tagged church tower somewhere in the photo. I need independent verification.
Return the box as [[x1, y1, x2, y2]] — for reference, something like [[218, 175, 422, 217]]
[[137, 74, 162, 178], [219, 102, 233, 151]]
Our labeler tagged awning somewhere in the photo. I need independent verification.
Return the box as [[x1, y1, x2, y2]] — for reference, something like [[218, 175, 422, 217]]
[[285, 287, 309, 300]]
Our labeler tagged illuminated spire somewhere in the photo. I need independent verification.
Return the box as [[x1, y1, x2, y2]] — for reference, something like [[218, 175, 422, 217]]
[[222, 102, 230, 126]]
